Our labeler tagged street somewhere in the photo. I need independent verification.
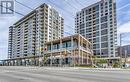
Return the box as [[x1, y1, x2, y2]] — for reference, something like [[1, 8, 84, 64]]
[[0, 66, 130, 82]]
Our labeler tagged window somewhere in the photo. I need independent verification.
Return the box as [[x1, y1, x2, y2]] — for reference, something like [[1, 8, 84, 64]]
[[95, 5, 99, 11], [53, 44, 57, 50], [101, 3, 103, 6], [96, 19, 99, 24], [47, 45, 51, 50], [86, 16, 88, 21], [101, 23, 107, 29], [93, 37, 99, 43], [93, 31, 99, 36], [101, 29, 108, 35], [62, 42, 66, 48], [109, 0, 112, 4], [101, 49, 108, 55], [86, 22, 89, 27], [66, 41, 71, 48], [93, 44, 100, 49], [94, 50, 100, 55], [80, 24, 84, 29], [101, 16, 108, 23], [96, 12, 99, 18], [101, 42, 108, 48], [80, 29, 85, 34], [96, 25, 99, 30], [86, 10, 89, 15], [105, 2, 107, 5], [109, 4, 112, 7], [101, 36, 108, 42]]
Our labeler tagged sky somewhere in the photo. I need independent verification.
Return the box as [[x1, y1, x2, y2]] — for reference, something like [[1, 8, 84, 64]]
[[0, 0, 130, 60]]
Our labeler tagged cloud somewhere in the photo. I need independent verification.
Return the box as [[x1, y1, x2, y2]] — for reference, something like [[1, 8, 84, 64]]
[[118, 21, 130, 34], [117, 4, 130, 11]]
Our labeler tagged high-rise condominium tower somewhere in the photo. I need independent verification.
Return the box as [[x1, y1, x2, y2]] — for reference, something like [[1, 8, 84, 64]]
[[75, 0, 117, 57], [8, 3, 64, 59]]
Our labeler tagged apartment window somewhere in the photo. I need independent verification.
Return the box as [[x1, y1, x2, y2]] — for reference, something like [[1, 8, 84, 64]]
[[88, 15, 92, 20], [110, 42, 113, 44], [101, 16, 108, 23], [87, 33, 92, 38], [80, 29, 85, 34], [86, 10, 89, 15], [86, 16, 88, 21], [93, 37, 99, 43], [80, 24, 84, 29], [96, 25, 99, 30], [109, 4, 112, 7], [93, 31, 99, 37], [110, 18, 112, 21], [94, 50, 100, 55], [101, 42, 108, 48], [110, 25, 113, 27], [96, 12, 99, 18], [96, 19, 99, 24], [53, 44, 58, 50], [86, 28, 92, 33], [89, 8, 91, 12], [101, 36, 108, 42], [93, 44, 100, 49], [95, 5, 99, 11], [101, 29, 108, 35], [105, 6, 108, 9], [62, 42, 66, 48], [101, 3, 103, 6], [86, 22, 89, 27], [109, 0, 112, 4], [101, 23, 107, 29], [110, 21, 113, 24], [47, 45, 51, 50], [110, 38, 113, 40], [105, 2, 108, 5], [109, 8, 112, 11], [66, 41, 71, 48], [101, 49, 108, 55], [89, 21, 92, 26], [110, 29, 113, 32], [110, 45, 113, 47]]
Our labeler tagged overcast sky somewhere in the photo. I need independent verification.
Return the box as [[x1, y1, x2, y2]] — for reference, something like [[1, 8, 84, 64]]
[[0, 0, 130, 60]]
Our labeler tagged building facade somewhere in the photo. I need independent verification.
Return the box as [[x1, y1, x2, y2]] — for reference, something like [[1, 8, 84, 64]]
[[8, 3, 64, 59], [8, 26, 14, 59], [44, 34, 93, 66], [75, 0, 117, 57], [4, 34, 93, 66]]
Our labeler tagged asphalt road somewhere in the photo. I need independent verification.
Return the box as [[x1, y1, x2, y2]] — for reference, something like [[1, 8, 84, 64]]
[[0, 66, 130, 82]]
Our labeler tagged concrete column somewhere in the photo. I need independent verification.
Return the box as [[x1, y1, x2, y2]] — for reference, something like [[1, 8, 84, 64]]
[[50, 42, 53, 66], [81, 38, 83, 64], [73, 47, 76, 67], [87, 53, 88, 64], [78, 35, 80, 65], [60, 39, 62, 67], [71, 36, 74, 66]]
